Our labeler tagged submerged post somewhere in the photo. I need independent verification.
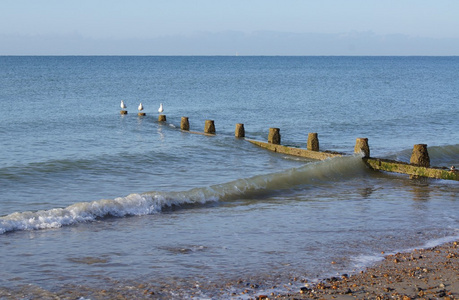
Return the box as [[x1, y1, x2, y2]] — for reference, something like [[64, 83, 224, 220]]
[[307, 133, 319, 151], [158, 115, 167, 122], [410, 144, 430, 167], [235, 123, 245, 138], [181, 117, 190, 131], [138, 112, 146, 117], [268, 128, 281, 145], [354, 138, 370, 158], [204, 120, 216, 134], [120, 110, 128, 115]]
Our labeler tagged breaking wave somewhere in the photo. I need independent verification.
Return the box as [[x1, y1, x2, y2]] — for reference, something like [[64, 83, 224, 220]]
[[1, 155, 368, 234]]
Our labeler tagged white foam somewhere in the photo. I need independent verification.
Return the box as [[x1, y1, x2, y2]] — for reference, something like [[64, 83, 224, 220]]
[[0, 193, 163, 234]]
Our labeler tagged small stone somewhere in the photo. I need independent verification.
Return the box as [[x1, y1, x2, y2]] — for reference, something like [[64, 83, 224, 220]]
[[438, 291, 447, 297], [330, 276, 339, 282]]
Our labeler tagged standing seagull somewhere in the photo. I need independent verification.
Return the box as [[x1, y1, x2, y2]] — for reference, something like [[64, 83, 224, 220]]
[[120, 100, 127, 109], [138, 102, 144, 111], [158, 103, 164, 113]]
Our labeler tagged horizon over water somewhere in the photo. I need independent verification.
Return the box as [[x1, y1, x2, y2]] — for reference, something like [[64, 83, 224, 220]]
[[1, 56, 458, 299]]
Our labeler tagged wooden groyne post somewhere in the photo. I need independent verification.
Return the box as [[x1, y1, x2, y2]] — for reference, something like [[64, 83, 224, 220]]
[[410, 144, 430, 167], [158, 115, 167, 122], [204, 120, 216, 134], [354, 138, 370, 158], [235, 123, 245, 138], [181, 117, 190, 131], [268, 128, 281, 144], [307, 133, 319, 151], [120, 110, 128, 115]]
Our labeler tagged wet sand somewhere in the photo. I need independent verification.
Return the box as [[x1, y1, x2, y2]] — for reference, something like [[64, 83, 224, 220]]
[[1, 241, 458, 299]]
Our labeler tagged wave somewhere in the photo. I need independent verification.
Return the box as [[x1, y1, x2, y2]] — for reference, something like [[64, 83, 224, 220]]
[[384, 144, 459, 166], [0, 155, 367, 235], [426, 144, 459, 166], [0, 151, 176, 182]]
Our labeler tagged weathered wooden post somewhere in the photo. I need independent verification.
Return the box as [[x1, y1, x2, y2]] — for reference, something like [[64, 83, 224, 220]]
[[354, 138, 370, 158], [181, 117, 190, 131], [307, 133, 319, 151], [204, 120, 216, 134], [268, 128, 280, 144], [138, 112, 146, 117], [235, 123, 245, 138], [410, 144, 430, 167], [158, 115, 167, 122], [120, 110, 128, 115]]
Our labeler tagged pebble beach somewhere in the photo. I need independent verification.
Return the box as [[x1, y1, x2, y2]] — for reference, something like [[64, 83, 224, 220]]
[[275, 240, 459, 300]]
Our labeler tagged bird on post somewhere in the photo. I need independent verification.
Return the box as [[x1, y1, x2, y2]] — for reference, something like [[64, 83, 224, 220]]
[[120, 100, 127, 109], [158, 103, 164, 113], [138, 102, 144, 111]]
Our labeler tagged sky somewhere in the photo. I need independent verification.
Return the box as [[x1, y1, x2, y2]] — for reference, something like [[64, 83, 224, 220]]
[[1, 0, 459, 55]]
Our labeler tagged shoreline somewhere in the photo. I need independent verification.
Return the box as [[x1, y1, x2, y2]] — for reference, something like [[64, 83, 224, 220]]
[[273, 240, 459, 300], [0, 241, 458, 299]]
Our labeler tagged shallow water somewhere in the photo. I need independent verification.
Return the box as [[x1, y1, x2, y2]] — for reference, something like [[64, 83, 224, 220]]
[[0, 56, 458, 298]]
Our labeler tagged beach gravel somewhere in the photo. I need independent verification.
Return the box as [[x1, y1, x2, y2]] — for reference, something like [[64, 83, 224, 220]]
[[274, 241, 459, 300]]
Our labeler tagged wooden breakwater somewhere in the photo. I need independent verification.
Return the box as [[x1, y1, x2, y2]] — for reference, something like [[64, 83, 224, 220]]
[[247, 127, 458, 181], [128, 112, 458, 181], [246, 139, 343, 160], [364, 158, 459, 181]]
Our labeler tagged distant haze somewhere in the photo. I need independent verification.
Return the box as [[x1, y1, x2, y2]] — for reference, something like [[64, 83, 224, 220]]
[[1, 0, 458, 55]]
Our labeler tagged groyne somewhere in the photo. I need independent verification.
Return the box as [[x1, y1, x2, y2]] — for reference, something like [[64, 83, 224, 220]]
[[246, 126, 458, 181], [127, 113, 458, 181]]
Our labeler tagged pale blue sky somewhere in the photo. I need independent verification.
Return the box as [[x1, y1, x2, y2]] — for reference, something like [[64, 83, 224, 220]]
[[1, 0, 458, 55]]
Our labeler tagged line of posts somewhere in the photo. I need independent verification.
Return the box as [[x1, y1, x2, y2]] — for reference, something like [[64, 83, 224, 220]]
[[134, 113, 431, 167]]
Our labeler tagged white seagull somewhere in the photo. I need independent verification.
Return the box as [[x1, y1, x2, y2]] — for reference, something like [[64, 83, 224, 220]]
[[120, 100, 127, 109], [138, 102, 144, 111], [158, 103, 164, 113], [451, 165, 456, 171]]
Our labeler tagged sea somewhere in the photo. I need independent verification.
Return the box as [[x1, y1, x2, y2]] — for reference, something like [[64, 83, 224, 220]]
[[1, 56, 458, 299]]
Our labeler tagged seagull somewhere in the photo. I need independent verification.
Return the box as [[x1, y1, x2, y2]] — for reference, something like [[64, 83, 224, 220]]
[[451, 165, 456, 171], [138, 102, 144, 111], [158, 103, 164, 113], [120, 100, 127, 109]]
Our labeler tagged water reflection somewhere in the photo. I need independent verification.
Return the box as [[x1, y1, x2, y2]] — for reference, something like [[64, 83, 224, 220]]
[[408, 178, 431, 202]]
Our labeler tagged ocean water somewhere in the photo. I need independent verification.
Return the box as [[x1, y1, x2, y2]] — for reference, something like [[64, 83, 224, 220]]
[[1, 56, 459, 299]]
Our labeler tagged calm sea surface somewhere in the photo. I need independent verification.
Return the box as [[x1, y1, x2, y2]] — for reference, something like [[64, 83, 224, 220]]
[[1, 56, 459, 299]]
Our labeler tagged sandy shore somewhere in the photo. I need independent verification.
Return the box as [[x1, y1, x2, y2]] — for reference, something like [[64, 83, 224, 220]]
[[1, 241, 458, 299], [270, 240, 459, 300]]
